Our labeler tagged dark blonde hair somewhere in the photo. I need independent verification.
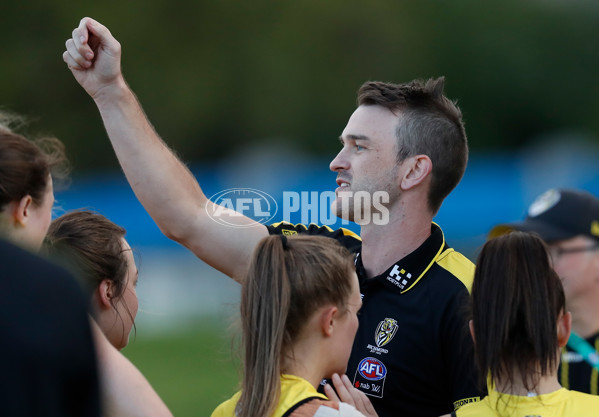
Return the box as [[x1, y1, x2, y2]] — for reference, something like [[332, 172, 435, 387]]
[[472, 231, 565, 394], [238, 235, 355, 417], [0, 112, 69, 210], [357, 77, 467, 214]]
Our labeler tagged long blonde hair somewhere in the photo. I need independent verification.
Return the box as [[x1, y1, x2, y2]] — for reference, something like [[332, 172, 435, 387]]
[[238, 234, 355, 417]]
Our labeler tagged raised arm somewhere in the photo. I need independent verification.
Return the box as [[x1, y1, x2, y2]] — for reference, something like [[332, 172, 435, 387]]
[[63, 17, 267, 281]]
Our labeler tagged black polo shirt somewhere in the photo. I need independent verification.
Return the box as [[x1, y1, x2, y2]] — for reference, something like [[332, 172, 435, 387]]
[[267, 222, 481, 417], [560, 333, 599, 395]]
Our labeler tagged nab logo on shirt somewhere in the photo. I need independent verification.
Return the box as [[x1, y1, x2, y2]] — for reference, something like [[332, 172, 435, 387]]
[[358, 357, 387, 381], [354, 357, 387, 398]]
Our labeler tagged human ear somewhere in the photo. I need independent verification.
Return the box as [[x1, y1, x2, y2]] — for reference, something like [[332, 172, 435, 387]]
[[320, 306, 339, 337], [400, 155, 432, 191], [557, 311, 572, 348], [12, 195, 33, 227], [97, 279, 114, 309]]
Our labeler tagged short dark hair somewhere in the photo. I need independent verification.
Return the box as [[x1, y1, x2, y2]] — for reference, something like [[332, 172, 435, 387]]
[[357, 77, 468, 214], [0, 112, 69, 210], [472, 231, 565, 393]]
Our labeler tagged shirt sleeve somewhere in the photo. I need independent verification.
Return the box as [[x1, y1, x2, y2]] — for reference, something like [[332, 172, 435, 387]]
[[441, 288, 484, 411], [267, 222, 362, 253], [292, 400, 366, 417]]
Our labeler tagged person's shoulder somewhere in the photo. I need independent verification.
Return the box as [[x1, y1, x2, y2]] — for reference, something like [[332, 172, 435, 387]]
[[0, 238, 78, 289], [267, 222, 361, 252], [210, 401, 229, 417], [434, 247, 475, 293], [210, 391, 240, 417], [454, 399, 490, 417], [565, 389, 599, 406], [289, 399, 365, 417], [268, 221, 360, 239], [0, 238, 45, 268], [556, 389, 599, 417], [0, 239, 90, 334]]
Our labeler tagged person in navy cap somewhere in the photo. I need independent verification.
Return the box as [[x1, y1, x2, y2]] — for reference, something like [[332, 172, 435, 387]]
[[489, 188, 599, 395]]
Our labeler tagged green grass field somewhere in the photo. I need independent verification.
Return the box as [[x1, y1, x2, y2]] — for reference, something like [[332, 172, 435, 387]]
[[123, 318, 240, 416]]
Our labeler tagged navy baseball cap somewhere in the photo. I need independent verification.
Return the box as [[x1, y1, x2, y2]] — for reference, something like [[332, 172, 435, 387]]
[[489, 189, 599, 243]]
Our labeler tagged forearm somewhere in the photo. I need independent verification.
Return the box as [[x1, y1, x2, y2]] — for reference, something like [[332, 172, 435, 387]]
[[64, 17, 268, 280], [92, 78, 267, 279], [93, 78, 206, 244]]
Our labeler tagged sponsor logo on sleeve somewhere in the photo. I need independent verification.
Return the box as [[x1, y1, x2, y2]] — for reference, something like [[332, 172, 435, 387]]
[[453, 397, 480, 410], [353, 357, 387, 398]]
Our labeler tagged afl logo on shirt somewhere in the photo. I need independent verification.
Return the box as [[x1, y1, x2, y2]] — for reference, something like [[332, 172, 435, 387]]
[[358, 358, 387, 381], [354, 357, 387, 398], [375, 318, 398, 347]]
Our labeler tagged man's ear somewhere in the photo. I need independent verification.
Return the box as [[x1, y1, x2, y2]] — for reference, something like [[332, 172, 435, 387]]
[[400, 155, 432, 191], [97, 279, 114, 309], [12, 195, 34, 227], [557, 311, 572, 348], [320, 306, 338, 337]]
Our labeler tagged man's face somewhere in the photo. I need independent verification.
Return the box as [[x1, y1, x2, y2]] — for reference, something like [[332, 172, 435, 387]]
[[329, 105, 401, 222], [548, 235, 599, 303]]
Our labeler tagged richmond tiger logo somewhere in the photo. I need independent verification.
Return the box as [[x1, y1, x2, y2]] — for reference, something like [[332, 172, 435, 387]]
[[375, 318, 398, 348]]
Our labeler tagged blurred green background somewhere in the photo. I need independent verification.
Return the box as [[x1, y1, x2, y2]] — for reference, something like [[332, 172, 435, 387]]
[[3, 1, 599, 415], [123, 318, 240, 416], [2, 0, 599, 173]]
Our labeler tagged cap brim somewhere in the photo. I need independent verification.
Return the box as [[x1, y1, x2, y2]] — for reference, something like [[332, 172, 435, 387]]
[[488, 219, 577, 243]]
